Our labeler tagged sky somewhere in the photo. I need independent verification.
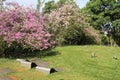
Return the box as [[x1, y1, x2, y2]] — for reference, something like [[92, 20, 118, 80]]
[[6, 0, 89, 9]]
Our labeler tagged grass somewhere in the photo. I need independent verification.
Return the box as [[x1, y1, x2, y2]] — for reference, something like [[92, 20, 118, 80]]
[[0, 45, 120, 80]]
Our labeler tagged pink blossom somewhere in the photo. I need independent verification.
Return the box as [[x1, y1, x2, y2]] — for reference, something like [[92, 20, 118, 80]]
[[15, 32, 22, 39], [0, 2, 55, 50], [45, 33, 51, 37]]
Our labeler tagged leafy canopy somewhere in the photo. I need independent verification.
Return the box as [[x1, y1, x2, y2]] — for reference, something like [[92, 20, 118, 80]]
[[84, 0, 120, 45]]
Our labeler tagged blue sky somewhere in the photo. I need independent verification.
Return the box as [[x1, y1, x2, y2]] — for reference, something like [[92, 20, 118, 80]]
[[6, 0, 89, 8]]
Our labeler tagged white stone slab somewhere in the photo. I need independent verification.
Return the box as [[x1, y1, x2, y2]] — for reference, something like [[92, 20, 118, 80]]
[[16, 59, 25, 63], [36, 66, 56, 74], [21, 61, 32, 69]]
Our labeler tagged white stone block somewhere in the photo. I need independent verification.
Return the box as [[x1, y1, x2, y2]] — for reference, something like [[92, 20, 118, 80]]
[[16, 59, 25, 62], [21, 61, 32, 69], [36, 66, 56, 74]]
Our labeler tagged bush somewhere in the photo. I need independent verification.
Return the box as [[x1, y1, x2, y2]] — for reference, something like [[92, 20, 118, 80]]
[[112, 20, 120, 46], [0, 37, 7, 57], [45, 3, 100, 45], [0, 2, 55, 53]]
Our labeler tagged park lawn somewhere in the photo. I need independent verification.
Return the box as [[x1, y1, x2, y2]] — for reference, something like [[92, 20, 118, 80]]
[[0, 45, 120, 80]]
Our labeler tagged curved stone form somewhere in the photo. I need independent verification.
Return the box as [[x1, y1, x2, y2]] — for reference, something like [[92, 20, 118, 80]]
[[16, 59, 25, 62], [36, 66, 57, 74], [21, 61, 37, 69], [16, 58, 59, 74]]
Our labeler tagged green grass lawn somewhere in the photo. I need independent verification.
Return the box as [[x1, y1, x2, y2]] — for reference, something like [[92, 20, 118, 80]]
[[0, 45, 120, 80]]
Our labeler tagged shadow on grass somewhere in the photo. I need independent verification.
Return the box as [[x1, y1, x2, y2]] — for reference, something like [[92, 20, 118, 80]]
[[37, 50, 61, 58], [0, 49, 60, 59]]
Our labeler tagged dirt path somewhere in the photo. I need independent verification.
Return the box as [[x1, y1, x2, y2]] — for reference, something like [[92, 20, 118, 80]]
[[0, 76, 13, 80], [0, 68, 15, 80]]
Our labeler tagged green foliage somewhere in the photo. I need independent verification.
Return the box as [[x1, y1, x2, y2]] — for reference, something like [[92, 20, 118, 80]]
[[43, 0, 75, 14], [101, 35, 109, 45], [84, 0, 120, 46], [112, 19, 120, 45], [0, 37, 7, 57], [43, 0, 58, 13], [0, 37, 26, 57]]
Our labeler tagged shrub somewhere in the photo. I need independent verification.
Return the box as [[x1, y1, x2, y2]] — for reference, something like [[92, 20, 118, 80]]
[[0, 2, 55, 52], [112, 20, 120, 45], [0, 37, 7, 57], [45, 3, 100, 45]]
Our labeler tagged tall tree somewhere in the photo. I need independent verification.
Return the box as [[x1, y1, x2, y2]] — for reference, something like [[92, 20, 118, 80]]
[[43, 0, 75, 14], [43, 0, 57, 14], [84, 0, 120, 45]]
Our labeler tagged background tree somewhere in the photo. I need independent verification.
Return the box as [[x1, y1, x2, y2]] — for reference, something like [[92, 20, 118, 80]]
[[84, 0, 120, 45], [43, 0, 75, 14], [43, 0, 57, 14]]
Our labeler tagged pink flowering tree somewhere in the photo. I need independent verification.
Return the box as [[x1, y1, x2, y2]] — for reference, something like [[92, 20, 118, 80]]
[[0, 2, 55, 55], [45, 3, 100, 45]]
